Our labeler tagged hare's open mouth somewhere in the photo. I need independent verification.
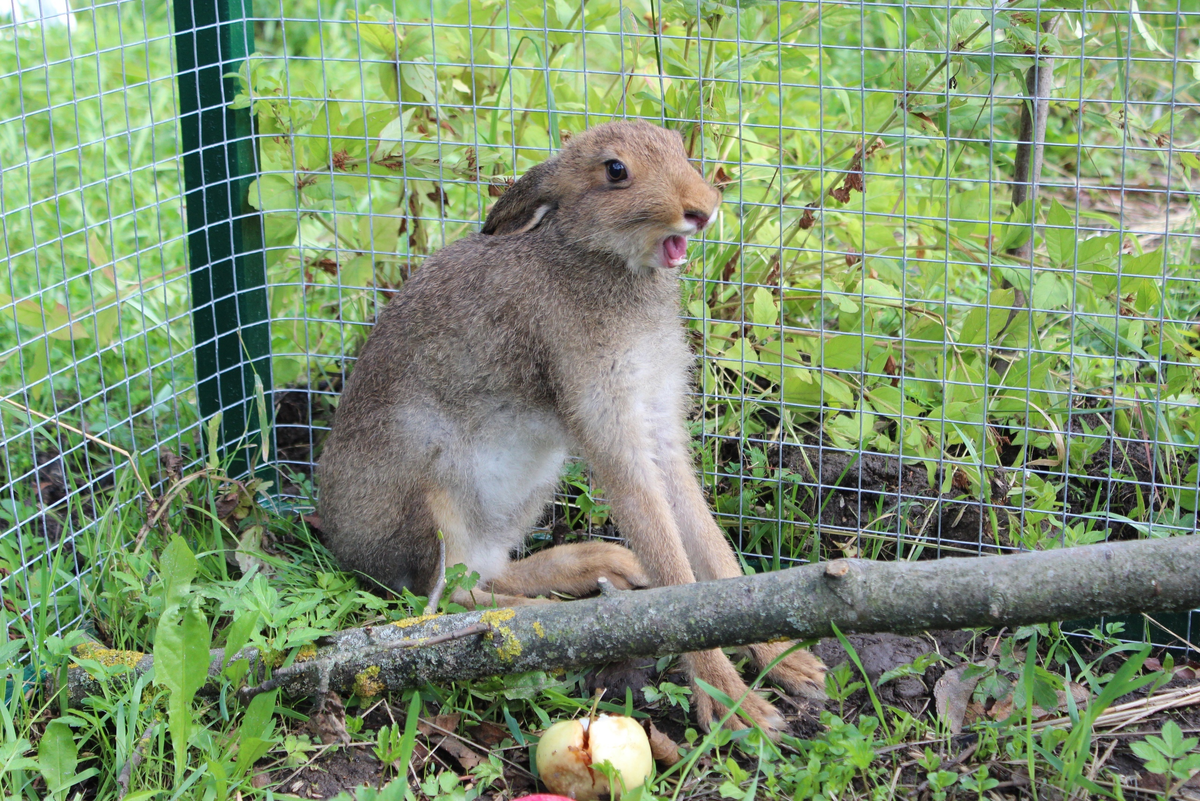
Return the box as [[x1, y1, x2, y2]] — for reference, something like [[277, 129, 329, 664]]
[[660, 235, 689, 268]]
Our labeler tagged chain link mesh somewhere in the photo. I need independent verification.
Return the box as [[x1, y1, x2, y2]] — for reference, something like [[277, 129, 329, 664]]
[[2, 0, 1197, 651]]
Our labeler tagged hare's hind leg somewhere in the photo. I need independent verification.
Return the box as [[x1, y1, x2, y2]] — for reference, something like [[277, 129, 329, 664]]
[[488, 541, 651, 598], [321, 490, 443, 598], [660, 449, 826, 700]]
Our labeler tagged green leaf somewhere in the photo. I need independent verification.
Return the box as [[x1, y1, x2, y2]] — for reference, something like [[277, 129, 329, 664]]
[[823, 284, 860, 313], [392, 691, 423, 776], [749, 287, 778, 339], [0, 738, 39, 775], [860, 277, 902, 304], [1160, 720, 1195, 757], [1032, 272, 1070, 310], [867, 384, 922, 419], [822, 377, 857, 407], [159, 536, 198, 617], [348, 10, 401, 57], [222, 611, 260, 670], [958, 289, 1014, 346], [822, 335, 872, 370], [1060, 647, 1156, 787], [400, 22, 433, 61], [157, 602, 211, 700], [1121, 249, 1164, 278], [241, 688, 278, 743], [1130, 740, 1171, 774], [999, 201, 1032, 251], [826, 404, 876, 449], [402, 58, 437, 104], [206, 757, 228, 801], [378, 62, 399, 102], [310, 103, 332, 167], [247, 175, 300, 212], [716, 339, 758, 372], [1045, 200, 1074, 266], [781, 367, 822, 407], [38, 720, 77, 795], [156, 594, 212, 778]]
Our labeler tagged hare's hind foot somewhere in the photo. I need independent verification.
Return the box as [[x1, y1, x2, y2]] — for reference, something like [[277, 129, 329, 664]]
[[746, 641, 827, 700], [686, 649, 788, 738]]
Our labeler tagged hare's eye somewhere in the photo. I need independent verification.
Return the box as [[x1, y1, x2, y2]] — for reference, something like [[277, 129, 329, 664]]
[[605, 160, 628, 182]]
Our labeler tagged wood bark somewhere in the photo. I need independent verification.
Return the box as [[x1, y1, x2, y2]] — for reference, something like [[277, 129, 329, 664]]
[[62, 535, 1200, 706]]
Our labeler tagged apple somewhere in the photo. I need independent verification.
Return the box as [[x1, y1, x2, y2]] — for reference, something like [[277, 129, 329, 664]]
[[535, 715, 653, 800]]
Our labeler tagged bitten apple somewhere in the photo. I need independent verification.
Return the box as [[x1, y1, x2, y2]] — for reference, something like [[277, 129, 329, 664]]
[[535, 715, 653, 800]]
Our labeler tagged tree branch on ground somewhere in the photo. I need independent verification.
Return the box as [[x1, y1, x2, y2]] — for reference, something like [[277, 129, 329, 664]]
[[61, 535, 1200, 707]]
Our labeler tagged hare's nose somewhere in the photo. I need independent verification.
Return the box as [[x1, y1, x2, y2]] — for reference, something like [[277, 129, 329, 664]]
[[684, 211, 710, 231]]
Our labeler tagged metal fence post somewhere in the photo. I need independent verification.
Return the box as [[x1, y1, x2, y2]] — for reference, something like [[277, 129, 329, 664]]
[[174, 0, 272, 475]]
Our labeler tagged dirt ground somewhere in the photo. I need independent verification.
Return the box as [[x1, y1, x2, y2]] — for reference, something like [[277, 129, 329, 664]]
[[267, 630, 1200, 800]]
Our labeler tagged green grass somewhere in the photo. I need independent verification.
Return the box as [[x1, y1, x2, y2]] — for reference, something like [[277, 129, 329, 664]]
[[2, 0, 1200, 798], [3, 457, 1196, 800]]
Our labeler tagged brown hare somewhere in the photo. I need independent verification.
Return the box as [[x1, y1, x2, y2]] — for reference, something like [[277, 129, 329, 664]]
[[317, 120, 824, 735]]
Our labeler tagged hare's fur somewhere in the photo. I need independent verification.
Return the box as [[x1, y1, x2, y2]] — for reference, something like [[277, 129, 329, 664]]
[[317, 121, 824, 735]]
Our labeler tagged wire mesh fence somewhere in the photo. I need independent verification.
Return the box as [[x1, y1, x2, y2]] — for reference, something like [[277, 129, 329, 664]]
[[1, 0, 1197, 650]]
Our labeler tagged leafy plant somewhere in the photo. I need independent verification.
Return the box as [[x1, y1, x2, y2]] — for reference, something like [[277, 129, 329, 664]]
[[1131, 720, 1200, 798], [642, 681, 692, 714]]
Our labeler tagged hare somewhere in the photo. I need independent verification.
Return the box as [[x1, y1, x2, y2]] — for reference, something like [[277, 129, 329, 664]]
[[317, 121, 825, 735]]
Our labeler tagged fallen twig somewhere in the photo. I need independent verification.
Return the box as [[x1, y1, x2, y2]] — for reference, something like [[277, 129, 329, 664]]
[[237, 621, 494, 703], [116, 721, 159, 800], [1033, 685, 1200, 733], [60, 535, 1200, 707]]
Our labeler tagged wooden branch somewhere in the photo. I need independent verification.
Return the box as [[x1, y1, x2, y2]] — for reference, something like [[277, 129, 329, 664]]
[[1009, 18, 1058, 226], [61, 535, 1200, 706]]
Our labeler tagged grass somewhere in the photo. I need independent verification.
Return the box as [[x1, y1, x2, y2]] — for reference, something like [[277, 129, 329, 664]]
[[2, 0, 1200, 798], [2, 454, 1198, 800]]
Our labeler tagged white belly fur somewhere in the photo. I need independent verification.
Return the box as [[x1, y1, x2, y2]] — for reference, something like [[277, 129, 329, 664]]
[[433, 408, 570, 584]]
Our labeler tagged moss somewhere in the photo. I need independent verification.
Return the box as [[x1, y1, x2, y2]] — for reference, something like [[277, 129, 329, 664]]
[[261, 649, 286, 670], [393, 613, 442, 630], [479, 608, 515, 625], [481, 608, 521, 661], [72, 642, 145, 669], [294, 643, 320, 662], [353, 665, 385, 699]]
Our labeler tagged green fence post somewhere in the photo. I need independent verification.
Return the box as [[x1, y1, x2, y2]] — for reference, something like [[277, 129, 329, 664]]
[[174, 0, 272, 475]]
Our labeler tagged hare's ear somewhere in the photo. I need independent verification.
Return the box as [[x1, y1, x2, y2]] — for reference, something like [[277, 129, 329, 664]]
[[481, 158, 559, 235]]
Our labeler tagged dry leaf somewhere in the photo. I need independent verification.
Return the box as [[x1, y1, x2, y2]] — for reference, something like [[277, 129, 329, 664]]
[[644, 721, 681, 767], [308, 691, 351, 746], [419, 714, 484, 770], [235, 524, 273, 577], [471, 720, 510, 748], [419, 713, 462, 734], [990, 681, 1090, 721], [989, 695, 1014, 720], [934, 663, 984, 734], [159, 448, 185, 480], [215, 489, 243, 521]]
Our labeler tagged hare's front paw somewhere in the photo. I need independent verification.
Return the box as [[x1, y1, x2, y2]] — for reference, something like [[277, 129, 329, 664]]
[[748, 641, 827, 700], [686, 650, 786, 737], [549, 541, 649, 594], [591, 544, 651, 591]]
